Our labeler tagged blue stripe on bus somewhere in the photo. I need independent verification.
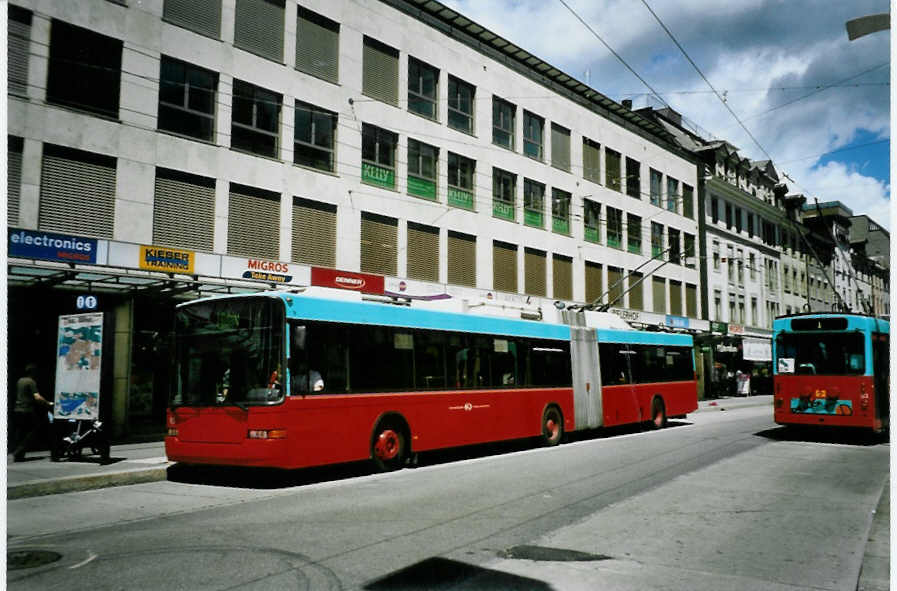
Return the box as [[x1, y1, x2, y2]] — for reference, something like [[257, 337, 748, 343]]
[[597, 329, 693, 347], [279, 294, 572, 341]]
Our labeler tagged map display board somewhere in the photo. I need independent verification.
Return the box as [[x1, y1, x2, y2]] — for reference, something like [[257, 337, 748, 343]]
[[54, 313, 103, 420]]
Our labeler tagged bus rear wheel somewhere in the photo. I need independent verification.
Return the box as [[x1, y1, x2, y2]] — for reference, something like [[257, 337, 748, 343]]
[[541, 406, 564, 447], [650, 397, 667, 429], [371, 418, 408, 472]]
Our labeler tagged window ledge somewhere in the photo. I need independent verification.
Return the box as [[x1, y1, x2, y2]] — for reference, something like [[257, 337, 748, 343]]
[[295, 67, 340, 87], [158, 128, 217, 147], [292, 161, 339, 177], [229, 146, 282, 163]]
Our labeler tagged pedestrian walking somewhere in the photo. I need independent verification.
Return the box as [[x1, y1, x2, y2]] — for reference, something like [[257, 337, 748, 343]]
[[11, 363, 53, 462]]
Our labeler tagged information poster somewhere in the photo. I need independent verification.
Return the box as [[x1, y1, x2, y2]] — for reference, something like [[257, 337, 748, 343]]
[[54, 313, 103, 420]]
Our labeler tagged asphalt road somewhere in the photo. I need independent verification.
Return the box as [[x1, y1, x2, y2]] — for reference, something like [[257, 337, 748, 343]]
[[7, 405, 888, 590]]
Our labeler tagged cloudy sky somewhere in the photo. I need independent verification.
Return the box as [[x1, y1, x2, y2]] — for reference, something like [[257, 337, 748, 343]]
[[443, 0, 890, 228]]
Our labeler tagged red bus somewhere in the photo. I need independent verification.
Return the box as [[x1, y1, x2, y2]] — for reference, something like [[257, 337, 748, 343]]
[[165, 291, 697, 470], [773, 313, 889, 433]]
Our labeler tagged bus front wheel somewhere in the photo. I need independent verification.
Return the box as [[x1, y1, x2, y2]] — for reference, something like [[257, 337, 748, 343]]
[[650, 397, 667, 429], [541, 406, 564, 447], [371, 418, 408, 472]]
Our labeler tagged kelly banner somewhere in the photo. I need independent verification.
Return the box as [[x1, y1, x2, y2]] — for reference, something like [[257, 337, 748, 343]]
[[54, 313, 103, 420]]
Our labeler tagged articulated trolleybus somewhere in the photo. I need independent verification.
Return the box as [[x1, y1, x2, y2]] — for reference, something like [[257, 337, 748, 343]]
[[165, 290, 698, 470], [773, 313, 889, 433]]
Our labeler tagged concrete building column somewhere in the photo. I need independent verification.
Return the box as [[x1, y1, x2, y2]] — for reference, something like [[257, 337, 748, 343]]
[[112, 300, 133, 440]]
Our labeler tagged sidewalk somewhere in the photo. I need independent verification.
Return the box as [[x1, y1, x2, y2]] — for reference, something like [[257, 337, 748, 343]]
[[7, 396, 771, 500], [6, 441, 170, 499]]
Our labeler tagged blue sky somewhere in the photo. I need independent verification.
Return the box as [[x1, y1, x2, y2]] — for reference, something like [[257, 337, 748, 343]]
[[443, 0, 890, 228]]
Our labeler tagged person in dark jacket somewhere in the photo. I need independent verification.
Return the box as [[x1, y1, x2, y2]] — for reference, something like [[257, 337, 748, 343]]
[[11, 364, 53, 461]]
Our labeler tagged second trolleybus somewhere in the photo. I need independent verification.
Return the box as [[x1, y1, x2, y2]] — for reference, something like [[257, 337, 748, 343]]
[[165, 290, 698, 470], [773, 312, 889, 433]]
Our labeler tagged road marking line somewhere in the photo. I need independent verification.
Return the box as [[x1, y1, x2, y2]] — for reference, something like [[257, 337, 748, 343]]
[[69, 552, 97, 569], [124, 457, 170, 464]]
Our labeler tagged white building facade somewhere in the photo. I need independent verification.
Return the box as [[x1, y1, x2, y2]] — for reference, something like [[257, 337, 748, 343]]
[[7, 0, 702, 437]]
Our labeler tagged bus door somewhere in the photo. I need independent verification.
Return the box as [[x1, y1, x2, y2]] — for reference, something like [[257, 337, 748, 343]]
[[598, 342, 639, 427], [872, 332, 889, 427]]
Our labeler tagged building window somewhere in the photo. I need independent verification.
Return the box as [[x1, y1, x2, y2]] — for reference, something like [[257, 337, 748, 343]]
[[163, 0, 221, 38], [735, 207, 743, 233], [684, 233, 695, 268], [552, 188, 571, 235], [668, 229, 681, 265], [651, 222, 664, 258], [448, 231, 476, 287], [670, 280, 683, 316], [8, 6, 31, 96], [712, 240, 720, 271], [493, 97, 516, 150], [727, 245, 735, 282], [751, 297, 758, 326], [584, 199, 601, 243], [360, 212, 398, 276], [666, 177, 679, 212], [294, 101, 336, 172], [408, 57, 438, 120], [153, 168, 215, 251], [605, 148, 621, 192], [714, 290, 722, 320], [448, 75, 475, 134], [736, 249, 744, 284], [606, 207, 622, 249], [407, 222, 439, 282], [492, 168, 516, 221], [747, 213, 754, 237], [231, 80, 281, 158], [653, 277, 666, 314], [158, 57, 217, 142], [585, 261, 603, 304], [626, 157, 641, 199], [650, 169, 663, 207], [583, 138, 600, 184], [8, 137, 23, 226], [553, 254, 573, 301], [629, 272, 644, 311], [711, 196, 719, 224], [447, 152, 475, 209], [361, 124, 397, 189], [234, 0, 284, 62], [682, 184, 694, 219], [363, 36, 398, 106], [551, 123, 571, 172], [725, 202, 733, 229], [493, 240, 518, 293], [227, 183, 280, 259], [686, 283, 698, 318], [627, 214, 642, 254], [296, 7, 339, 83], [524, 248, 547, 297], [47, 20, 122, 118], [523, 179, 545, 228], [292, 197, 336, 267], [40, 145, 116, 239], [407, 139, 438, 200], [522, 111, 544, 160]]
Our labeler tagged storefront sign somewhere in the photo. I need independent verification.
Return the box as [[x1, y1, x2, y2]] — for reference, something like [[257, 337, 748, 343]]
[[716, 344, 739, 353], [9, 229, 98, 264], [54, 313, 103, 420], [76, 294, 99, 310], [665, 315, 689, 328], [311, 267, 384, 294], [139, 245, 194, 274], [728, 324, 745, 335], [219, 256, 308, 285], [710, 321, 728, 334], [743, 337, 772, 362]]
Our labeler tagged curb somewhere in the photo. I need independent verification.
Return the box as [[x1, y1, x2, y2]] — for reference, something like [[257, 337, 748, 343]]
[[8, 466, 171, 500], [695, 397, 773, 413]]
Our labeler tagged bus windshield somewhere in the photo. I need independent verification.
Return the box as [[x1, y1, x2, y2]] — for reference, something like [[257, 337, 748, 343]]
[[775, 332, 865, 376], [172, 297, 285, 407]]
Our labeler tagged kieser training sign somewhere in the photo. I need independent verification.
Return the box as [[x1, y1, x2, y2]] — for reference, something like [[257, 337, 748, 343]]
[[139, 245, 194, 274], [9, 229, 98, 264], [54, 313, 103, 420]]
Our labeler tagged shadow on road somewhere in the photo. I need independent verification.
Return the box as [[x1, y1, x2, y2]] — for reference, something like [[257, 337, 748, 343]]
[[167, 420, 694, 490], [755, 425, 888, 446], [363, 557, 551, 590]]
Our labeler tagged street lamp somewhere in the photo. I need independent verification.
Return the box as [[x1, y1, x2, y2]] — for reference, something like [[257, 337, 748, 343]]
[[845, 13, 889, 40]]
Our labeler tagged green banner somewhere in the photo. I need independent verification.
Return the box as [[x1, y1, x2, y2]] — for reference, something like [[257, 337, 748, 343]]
[[584, 226, 599, 243], [552, 217, 569, 235], [362, 162, 395, 189], [448, 187, 473, 209], [525, 210, 543, 227], [493, 200, 515, 221], [408, 175, 436, 200]]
